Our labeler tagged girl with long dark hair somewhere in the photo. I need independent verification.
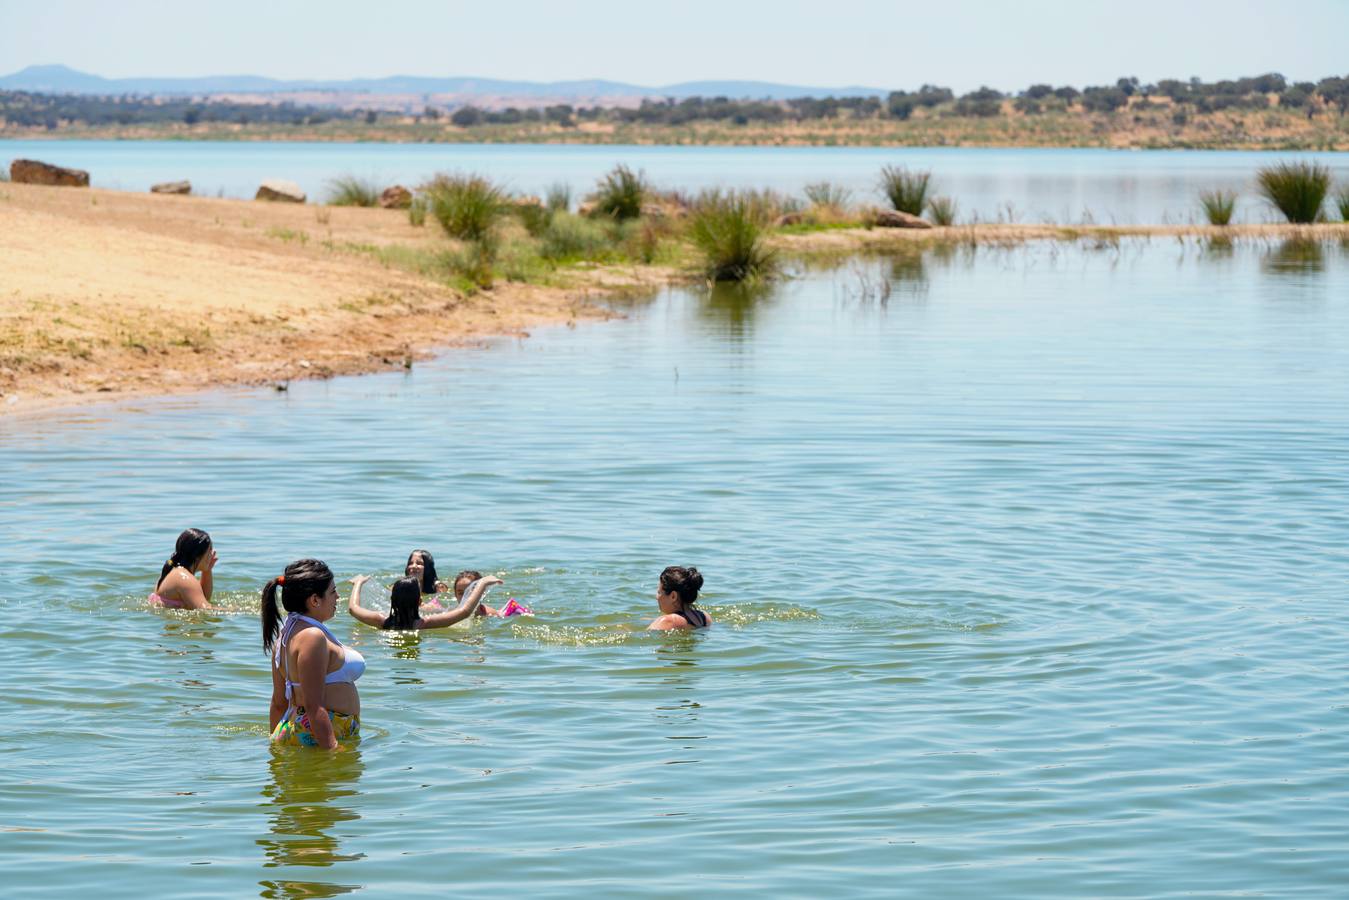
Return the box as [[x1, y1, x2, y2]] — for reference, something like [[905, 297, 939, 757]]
[[347, 573, 503, 630], [263, 559, 366, 749], [148, 528, 217, 610]]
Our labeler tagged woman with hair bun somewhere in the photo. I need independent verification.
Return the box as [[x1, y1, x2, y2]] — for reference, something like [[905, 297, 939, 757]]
[[263, 559, 365, 749], [648, 566, 712, 630], [148, 528, 217, 610]]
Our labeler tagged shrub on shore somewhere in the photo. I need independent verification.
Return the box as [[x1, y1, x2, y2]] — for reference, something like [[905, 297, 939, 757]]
[[926, 195, 958, 226], [1335, 186, 1349, 222], [592, 165, 648, 220], [879, 166, 931, 215], [1256, 161, 1329, 223], [540, 212, 612, 261], [325, 175, 380, 207], [545, 182, 572, 213], [687, 190, 777, 282], [408, 196, 427, 227], [1199, 189, 1237, 225], [513, 197, 553, 236], [425, 173, 506, 240]]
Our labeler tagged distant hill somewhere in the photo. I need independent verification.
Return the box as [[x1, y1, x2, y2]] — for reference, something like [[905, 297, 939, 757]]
[[0, 64, 888, 103]]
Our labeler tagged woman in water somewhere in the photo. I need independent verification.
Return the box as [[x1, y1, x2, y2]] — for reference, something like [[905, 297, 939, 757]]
[[648, 566, 711, 630], [347, 573, 503, 631], [263, 559, 365, 749], [149, 528, 217, 610], [405, 549, 449, 597]]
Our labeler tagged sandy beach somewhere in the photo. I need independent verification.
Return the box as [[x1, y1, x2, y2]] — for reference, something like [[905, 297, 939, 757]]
[[3, 181, 1345, 415], [0, 182, 649, 413]]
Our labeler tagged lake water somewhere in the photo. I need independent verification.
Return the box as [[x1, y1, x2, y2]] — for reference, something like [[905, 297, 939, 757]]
[[3, 239, 1349, 897], [3, 139, 1349, 224]]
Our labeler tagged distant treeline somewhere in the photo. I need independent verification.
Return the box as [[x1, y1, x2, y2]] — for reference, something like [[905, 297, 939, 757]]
[[0, 92, 362, 129], [3, 72, 1347, 131]]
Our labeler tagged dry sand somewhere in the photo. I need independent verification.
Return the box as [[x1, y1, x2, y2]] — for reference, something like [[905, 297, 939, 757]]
[[0, 183, 652, 414]]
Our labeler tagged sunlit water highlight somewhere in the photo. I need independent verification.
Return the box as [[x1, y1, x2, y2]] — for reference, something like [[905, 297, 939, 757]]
[[2, 239, 1348, 896]]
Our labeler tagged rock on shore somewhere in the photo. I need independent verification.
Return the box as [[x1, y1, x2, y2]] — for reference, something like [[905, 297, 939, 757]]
[[10, 159, 90, 187], [379, 185, 412, 209], [871, 209, 933, 229], [255, 179, 306, 203], [151, 180, 191, 195]]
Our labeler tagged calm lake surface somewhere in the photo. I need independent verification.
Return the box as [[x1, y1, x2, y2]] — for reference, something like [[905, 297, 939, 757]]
[[3, 139, 1349, 223], [3, 239, 1349, 897]]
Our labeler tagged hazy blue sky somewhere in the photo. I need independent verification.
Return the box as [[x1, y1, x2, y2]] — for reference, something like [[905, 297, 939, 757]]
[[1, 0, 1345, 92]]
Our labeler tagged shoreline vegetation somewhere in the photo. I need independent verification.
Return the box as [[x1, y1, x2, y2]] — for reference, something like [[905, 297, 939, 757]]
[[3, 165, 1348, 415], [3, 73, 1349, 149]]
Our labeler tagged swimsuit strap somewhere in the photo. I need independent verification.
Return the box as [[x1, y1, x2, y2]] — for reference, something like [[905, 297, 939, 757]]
[[275, 613, 340, 706]]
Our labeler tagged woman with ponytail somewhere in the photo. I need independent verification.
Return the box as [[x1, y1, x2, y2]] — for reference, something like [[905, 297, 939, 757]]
[[347, 573, 503, 630], [648, 566, 712, 630], [148, 528, 217, 610], [263, 559, 366, 749]]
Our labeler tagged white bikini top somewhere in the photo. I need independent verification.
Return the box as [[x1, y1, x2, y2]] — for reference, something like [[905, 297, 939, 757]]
[[274, 613, 366, 704]]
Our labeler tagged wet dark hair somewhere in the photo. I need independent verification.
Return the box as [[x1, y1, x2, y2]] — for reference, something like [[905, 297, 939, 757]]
[[261, 558, 335, 653], [383, 577, 423, 631], [405, 549, 440, 594], [157, 528, 212, 591], [660, 566, 704, 609]]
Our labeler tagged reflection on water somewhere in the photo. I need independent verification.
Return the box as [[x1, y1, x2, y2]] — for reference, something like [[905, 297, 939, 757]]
[[653, 641, 706, 767], [1263, 238, 1327, 275], [699, 281, 776, 342], [1202, 235, 1236, 260], [258, 746, 365, 897]]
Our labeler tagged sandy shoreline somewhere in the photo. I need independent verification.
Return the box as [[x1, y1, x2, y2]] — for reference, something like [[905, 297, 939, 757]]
[[0, 183, 664, 415], [3, 182, 1346, 416]]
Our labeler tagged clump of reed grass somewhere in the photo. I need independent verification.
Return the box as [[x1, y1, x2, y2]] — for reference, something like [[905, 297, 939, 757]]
[[1256, 161, 1330, 223], [408, 196, 427, 227], [591, 164, 648, 220], [325, 175, 380, 207], [448, 233, 499, 288], [878, 165, 931, 215], [424, 173, 506, 241], [803, 181, 852, 209], [540, 212, 613, 261], [545, 182, 572, 213], [687, 190, 777, 282], [926, 195, 958, 226], [512, 197, 552, 237], [1335, 186, 1349, 222], [1198, 189, 1237, 225]]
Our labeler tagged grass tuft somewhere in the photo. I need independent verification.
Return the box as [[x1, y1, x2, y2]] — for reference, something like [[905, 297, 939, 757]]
[[878, 165, 932, 215], [592, 165, 648, 220], [926, 196, 958, 226], [408, 196, 427, 227], [1199, 189, 1237, 225], [803, 181, 852, 209], [1335, 186, 1349, 222], [687, 190, 777, 282], [325, 175, 380, 207], [424, 173, 506, 240], [545, 182, 572, 213], [540, 212, 613, 261], [1256, 161, 1330, 223]]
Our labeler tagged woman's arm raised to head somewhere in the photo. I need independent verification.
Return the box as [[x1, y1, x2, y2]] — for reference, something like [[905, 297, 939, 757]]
[[345, 576, 385, 628], [419, 576, 502, 629]]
